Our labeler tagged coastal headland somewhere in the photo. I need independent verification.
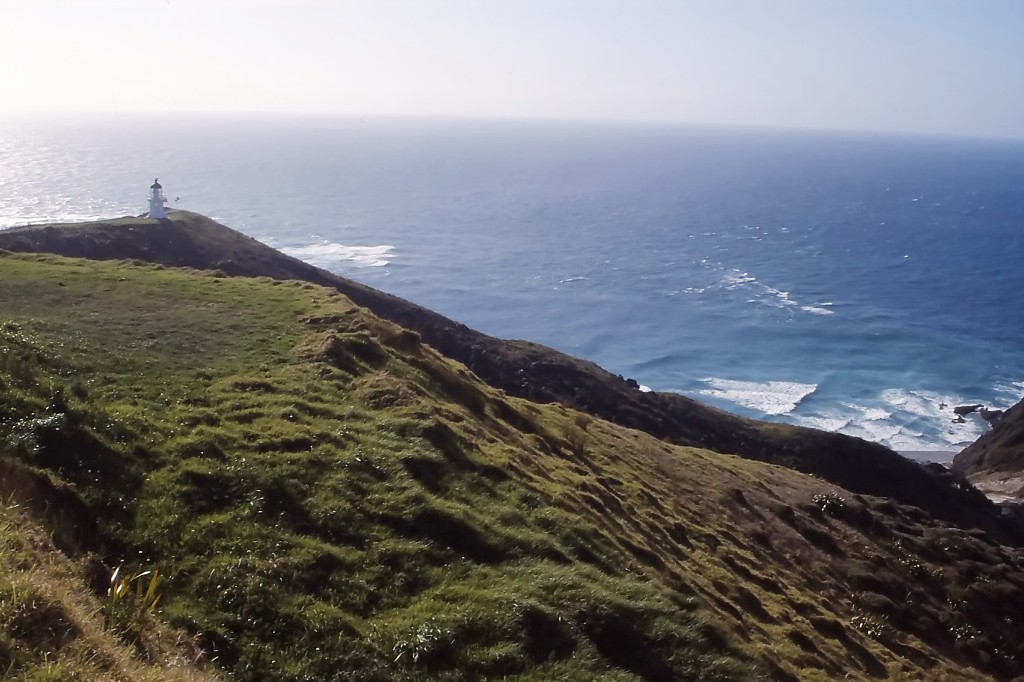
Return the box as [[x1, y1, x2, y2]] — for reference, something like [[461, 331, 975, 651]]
[[1, 211, 1023, 680]]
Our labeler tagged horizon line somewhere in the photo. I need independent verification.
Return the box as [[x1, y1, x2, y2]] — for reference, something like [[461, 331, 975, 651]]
[[1, 110, 1023, 144]]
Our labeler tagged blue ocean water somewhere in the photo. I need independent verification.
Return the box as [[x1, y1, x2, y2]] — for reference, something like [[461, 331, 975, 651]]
[[2, 115, 1023, 454]]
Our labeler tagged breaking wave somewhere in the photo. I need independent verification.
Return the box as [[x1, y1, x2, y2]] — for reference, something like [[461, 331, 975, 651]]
[[691, 378, 1021, 453], [281, 242, 395, 269], [786, 386, 1022, 453], [697, 378, 817, 416]]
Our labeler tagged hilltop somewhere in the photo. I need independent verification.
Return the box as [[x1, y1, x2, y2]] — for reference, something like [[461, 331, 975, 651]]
[[2, 216, 1024, 680], [0, 212, 1010, 542]]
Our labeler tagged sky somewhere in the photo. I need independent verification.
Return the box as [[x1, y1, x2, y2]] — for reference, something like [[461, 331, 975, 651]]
[[3, 0, 1024, 138]]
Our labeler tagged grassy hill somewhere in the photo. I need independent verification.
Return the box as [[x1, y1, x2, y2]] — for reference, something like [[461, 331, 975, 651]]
[[3, 246, 1024, 680], [0, 212, 1010, 542]]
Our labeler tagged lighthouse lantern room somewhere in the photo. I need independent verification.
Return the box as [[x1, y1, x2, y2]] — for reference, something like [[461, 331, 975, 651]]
[[148, 178, 168, 219]]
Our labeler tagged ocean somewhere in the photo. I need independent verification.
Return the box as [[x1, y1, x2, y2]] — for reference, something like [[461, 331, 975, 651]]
[[2, 115, 1023, 456]]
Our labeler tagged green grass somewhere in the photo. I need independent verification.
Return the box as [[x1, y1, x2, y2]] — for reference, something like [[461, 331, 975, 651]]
[[0, 497, 219, 681], [0, 252, 756, 681], [3, 249, 1024, 681], [0, 255, 308, 390]]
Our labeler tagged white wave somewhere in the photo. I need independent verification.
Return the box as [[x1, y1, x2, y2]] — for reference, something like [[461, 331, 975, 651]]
[[794, 413, 851, 432], [800, 305, 835, 315], [844, 403, 892, 422], [763, 286, 795, 305], [794, 405, 936, 452], [717, 269, 834, 317], [785, 383, 1024, 452], [638, 385, 652, 393], [881, 388, 959, 420], [282, 242, 395, 268], [994, 381, 1024, 401], [698, 378, 817, 416], [559, 276, 588, 283], [879, 387, 990, 449], [792, 400, 899, 443], [844, 417, 904, 445], [722, 269, 757, 288], [758, 286, 803, 312], [887, 436, 947, 453]]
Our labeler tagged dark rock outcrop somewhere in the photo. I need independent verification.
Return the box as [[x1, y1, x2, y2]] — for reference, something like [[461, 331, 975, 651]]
[[3, 212, 1019, 542], [980, 408, 1004, 424]]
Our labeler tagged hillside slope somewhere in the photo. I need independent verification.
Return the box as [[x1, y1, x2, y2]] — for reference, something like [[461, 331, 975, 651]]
[[2, 251, 1024, 680], [953, 398, 1024, 498], [0, 497, 221, 682], [0, 212, 1011, 542]]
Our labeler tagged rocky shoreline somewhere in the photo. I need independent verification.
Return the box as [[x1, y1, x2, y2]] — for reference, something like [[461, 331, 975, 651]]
[[949, 402, 1004, 425]]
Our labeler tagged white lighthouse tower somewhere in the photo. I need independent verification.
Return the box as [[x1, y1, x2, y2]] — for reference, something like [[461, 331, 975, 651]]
[[148, 178, 168, 219]]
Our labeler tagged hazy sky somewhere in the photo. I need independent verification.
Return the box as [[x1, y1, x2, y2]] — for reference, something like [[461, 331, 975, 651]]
[[3, 0, 1024, 138]]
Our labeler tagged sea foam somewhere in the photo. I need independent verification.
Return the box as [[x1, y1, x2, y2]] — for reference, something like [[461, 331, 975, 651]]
[[994, 381, 1024, 401], [697, 378, 817, 416], [781, 383, 1023, 452], [792, 401, 905, 447], [718, 269, 834, 316], [879, 388, 992, 450], [282, 242, 395, 268]]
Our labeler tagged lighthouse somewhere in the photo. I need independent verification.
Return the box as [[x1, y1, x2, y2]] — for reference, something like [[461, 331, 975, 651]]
[[148, 178, 168, 219]]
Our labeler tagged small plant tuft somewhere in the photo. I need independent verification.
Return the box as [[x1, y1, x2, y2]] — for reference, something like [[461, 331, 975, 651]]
[[850, 610, 890, 641], [392, 618, 456, 667], [812, 491, 846, 516], [103, 564, 163, 641]]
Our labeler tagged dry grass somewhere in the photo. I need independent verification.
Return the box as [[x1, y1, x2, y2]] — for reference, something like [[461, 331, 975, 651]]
[[0, 499, 220, 681]]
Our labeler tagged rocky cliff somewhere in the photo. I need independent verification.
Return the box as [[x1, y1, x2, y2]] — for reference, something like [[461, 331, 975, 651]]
[[953, 397, 1024, 499]]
